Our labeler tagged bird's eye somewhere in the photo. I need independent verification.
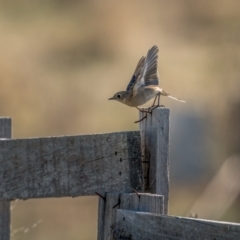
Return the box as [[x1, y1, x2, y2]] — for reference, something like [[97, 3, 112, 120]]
[[117, 95, 121, 99]]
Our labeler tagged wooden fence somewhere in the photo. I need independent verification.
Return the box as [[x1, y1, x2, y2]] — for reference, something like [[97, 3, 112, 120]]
[[0, 108, 239, 240]]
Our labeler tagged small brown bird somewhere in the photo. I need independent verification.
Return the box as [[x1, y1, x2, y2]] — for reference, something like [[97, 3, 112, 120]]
[[109, 45, 185, 123]]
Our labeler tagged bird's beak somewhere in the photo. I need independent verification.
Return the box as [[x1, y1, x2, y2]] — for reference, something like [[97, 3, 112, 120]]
[[108, 97, 115, 100]]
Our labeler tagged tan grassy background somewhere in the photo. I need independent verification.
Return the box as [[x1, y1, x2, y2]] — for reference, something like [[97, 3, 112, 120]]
[[0, 1, 240, 239]]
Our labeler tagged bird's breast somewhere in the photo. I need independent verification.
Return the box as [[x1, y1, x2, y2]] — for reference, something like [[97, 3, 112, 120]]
[[125, 87, 159, 107]]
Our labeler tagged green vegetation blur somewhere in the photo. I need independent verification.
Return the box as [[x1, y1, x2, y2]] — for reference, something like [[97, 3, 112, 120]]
[[1, 1, 240, 239]]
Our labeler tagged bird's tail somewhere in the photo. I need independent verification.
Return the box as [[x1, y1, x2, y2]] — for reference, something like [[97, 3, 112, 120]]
[[162, 90, 185, 103]]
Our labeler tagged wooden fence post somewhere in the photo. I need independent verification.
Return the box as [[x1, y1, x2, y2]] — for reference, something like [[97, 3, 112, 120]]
[[0, 118, 11, 240], [139, 108, 170, 214], [98, 193, 164, 240]]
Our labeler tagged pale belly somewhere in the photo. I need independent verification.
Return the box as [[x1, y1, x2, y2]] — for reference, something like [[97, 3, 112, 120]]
[[124, 87, 160, 107]]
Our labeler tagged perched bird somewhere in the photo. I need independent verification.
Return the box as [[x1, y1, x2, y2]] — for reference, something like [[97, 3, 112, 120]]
[[108, 45, 185, 123]]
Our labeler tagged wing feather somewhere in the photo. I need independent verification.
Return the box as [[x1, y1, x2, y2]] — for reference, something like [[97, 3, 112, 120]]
[[131, 46, 160, 97], [126, 56, 145, 93]]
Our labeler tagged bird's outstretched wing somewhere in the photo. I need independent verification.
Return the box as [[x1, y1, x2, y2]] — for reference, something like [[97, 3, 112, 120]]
[[131, 46, 160, 97], [126, 56, 145, 93]]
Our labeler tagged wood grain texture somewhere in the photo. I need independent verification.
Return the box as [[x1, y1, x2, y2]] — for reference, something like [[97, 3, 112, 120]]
[[0, 131, 142, 199], [139, 108, 170, 214], [115, 210, 240, 240], [0, 118, 11, 240], [97, 193, 164, 240]]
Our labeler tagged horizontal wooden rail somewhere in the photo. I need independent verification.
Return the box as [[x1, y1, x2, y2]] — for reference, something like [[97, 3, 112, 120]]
[[115, 210, 240, 239], [0, 131, 142, 200]]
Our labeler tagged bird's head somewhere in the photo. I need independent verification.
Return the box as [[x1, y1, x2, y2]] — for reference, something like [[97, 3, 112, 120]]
[[108, 91, 127, 104]]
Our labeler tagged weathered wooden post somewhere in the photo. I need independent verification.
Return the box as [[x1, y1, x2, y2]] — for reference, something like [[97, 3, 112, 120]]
[[97, 108, 169, 239], [140, 108, 170, 214], [98, 192, 164, 240], [0, 118, 11, 240]]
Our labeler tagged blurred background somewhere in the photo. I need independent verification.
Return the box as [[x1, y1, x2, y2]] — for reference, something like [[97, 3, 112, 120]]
[[0, 0, 240, 239]]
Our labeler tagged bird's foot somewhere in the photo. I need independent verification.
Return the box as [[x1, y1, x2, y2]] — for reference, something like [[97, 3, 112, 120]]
[[136, 107, 151, 114], [135, 104, 165, 123], [148, 105, 165, 114]]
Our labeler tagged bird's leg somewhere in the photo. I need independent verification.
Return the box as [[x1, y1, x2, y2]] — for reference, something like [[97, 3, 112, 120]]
[[134, 107, 151, 123], [134, 114, 147, 123], [148, 95, 158, 114], [152, 94, 158, 107], [149, 94, 165, 114]]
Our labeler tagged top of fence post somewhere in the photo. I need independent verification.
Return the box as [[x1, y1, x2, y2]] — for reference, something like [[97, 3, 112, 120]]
[[0, 117, 12, 240], [139, 108, 170, 214]]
